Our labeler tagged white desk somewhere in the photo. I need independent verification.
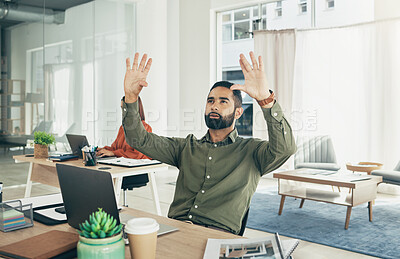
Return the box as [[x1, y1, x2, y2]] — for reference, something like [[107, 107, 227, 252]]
[[13, 155, 169, 215]]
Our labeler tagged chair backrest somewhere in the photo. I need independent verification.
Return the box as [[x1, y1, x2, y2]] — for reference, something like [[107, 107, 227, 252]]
[[394, 160, 400, 171], [31, 120, 53, 134], [121, 174, 149, 190], [238, 208, 249, 236], [294, 135, 338, 167]]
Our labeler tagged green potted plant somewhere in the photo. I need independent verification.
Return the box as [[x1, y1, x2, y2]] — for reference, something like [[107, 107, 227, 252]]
[[33, 131, 55, 158], [77, 208, 124, 259]]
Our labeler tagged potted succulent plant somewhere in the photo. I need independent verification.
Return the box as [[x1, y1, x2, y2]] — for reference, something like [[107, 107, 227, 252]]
[[33, 131, 55, 158], [77, 208, 125, 259]]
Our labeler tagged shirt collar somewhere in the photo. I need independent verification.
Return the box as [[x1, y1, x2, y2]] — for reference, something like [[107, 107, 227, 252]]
[[200, 128, 238, 144]]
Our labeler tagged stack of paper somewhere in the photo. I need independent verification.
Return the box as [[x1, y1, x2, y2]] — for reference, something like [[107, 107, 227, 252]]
[[2, 209, 25, 230]]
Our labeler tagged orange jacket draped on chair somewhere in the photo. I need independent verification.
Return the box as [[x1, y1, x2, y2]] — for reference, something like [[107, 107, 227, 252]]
[[103, 122, 152, 159]]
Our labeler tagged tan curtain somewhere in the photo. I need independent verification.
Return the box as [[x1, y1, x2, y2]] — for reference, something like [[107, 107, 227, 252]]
[[253, 30, 296, 140]]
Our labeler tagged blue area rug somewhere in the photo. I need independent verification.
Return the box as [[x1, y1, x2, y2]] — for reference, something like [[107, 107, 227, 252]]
[[247, 189, 400, 259]]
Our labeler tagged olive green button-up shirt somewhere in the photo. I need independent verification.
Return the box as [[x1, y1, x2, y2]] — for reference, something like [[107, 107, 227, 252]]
[[122, 100, 296, 234]]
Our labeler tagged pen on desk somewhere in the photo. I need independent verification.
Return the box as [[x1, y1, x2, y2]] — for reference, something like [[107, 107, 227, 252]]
[[275, 232, 285, 259], [0, 182, 3, 203]]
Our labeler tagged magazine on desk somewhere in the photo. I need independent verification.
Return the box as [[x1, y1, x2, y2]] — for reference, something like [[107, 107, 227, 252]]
[[299, 169, 371, 182], [203, 233, 299, 259], [98, 157, 161, 168]]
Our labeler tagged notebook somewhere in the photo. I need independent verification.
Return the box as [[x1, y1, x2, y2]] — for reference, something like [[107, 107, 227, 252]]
[[0, 230, 79, 259], [48, 154, 79, 162], [276, 233, 299, 259]]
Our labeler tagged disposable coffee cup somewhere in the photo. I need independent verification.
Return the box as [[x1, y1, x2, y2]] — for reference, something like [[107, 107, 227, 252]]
[[125, 218, 159, 259]]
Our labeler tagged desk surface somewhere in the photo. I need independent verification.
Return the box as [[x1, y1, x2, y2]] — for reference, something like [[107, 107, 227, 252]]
[[13, 155, 168, 177], [0, 207, 241, 259]]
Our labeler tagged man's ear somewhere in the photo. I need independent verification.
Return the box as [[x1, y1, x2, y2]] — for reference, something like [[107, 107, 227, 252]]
[[235, 107, 244, 119]]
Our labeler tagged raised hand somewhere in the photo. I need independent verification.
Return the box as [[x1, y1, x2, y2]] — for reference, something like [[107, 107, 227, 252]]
[[124, 53, 152, 103], [231, 52, 274, 107]]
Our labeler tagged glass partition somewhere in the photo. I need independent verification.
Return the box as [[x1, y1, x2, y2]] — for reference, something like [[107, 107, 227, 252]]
[[0, 0, 137, 198]]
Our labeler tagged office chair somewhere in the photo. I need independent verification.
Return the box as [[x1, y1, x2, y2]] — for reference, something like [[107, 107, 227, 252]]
[[238, 208, 250, 236], [31, 120, 53, 134], [121, 174, 149, 207], [294, 135, 341, 171], [371, 160, 400, 186]]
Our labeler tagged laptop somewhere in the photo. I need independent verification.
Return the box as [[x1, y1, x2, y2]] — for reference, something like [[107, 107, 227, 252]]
[[55, 164, 178, 237], [66, 134, 89, 158]]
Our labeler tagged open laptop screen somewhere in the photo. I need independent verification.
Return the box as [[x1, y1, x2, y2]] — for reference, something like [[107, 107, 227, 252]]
[[56, 164, 120, 229], [66, 134, 89, 158]]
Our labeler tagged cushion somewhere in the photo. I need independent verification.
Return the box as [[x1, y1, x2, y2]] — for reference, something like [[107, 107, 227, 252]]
[[371, 170, 400, 184]]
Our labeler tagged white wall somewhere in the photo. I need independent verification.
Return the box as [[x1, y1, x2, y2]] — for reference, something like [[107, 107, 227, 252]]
[[178, 0, 212, 138], [166, 0, 181, 136], [266, 0, 311, 29], [374, 0, 400, 20], [222, 39, 253, 69], [135, 0, 168, 136], [316, 0, 374, 28]]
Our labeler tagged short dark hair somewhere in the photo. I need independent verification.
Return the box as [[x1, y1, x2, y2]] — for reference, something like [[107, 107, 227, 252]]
[[209, 81, 242, 108]]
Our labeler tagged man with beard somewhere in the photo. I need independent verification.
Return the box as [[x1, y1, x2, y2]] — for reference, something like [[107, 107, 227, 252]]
[[121, 51, 296, 235]]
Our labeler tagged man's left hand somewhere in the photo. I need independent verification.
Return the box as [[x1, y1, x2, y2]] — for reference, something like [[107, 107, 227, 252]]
[[231, 51, 274, 108]]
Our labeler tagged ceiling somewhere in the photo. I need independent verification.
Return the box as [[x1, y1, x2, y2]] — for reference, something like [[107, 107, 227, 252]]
[[16, 0, 93, 11], [0, 0, 93, 28]]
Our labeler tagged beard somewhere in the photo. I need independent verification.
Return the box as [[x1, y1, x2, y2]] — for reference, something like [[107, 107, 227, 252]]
[[204, 111, 235, 130]]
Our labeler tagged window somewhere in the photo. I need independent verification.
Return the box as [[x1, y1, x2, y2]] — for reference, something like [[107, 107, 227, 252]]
[[221, 6, 261, 42], [222, 13, 231, 22], [275, 1, 282, 18], [234, 9, 250, 21], [261, 4, 267, 29], [222, 70, 252, 137], [299, 0, 307, 14], [326, 0, 334, 9], [219, 5, 262, 136], [234, 21, 249, 40], [222, 24, 232, 41]]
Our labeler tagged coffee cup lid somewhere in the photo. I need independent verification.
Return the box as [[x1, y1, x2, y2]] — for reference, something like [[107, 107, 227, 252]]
[[124, 218, 160, 235]]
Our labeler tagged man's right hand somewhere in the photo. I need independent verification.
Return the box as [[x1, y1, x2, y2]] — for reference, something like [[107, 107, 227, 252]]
[[124, 52, 152, 103]]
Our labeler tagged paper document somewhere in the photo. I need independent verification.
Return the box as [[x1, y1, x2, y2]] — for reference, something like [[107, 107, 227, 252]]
[[98, 157, 161, 168], [34, 207, 67, 221], [203, 236, 299, 259]]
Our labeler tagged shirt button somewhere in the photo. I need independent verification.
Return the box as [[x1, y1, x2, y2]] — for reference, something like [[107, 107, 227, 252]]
[[189, 215, 193, 219], [284, 131, 287, 135], [209, 156, 212, 160], [273, 112, 278, 116], [206, 175, 210, 179], [194, 205, 198, 209], [214, 144, 217, 147], [123, 108, 127, 112], [201, 190, 205, 193]]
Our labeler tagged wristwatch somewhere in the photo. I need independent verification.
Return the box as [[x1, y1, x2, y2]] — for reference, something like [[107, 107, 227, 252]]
[[257, 90, 275, 106]]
